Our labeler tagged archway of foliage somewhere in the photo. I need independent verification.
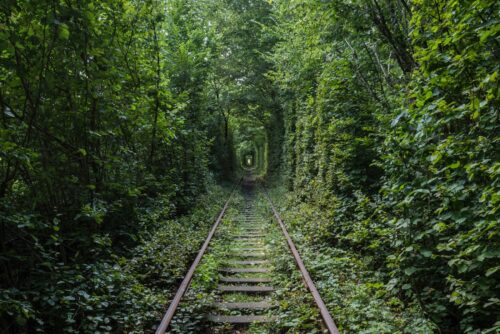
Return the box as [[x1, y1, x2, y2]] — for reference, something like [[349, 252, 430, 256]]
[[231, 117, 268, 177], [1, 0, 498, 333]]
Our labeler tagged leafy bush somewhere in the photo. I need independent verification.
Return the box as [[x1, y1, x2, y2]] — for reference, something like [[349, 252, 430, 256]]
[[268, 186, 436, 333], [0, 181, 230, 333]]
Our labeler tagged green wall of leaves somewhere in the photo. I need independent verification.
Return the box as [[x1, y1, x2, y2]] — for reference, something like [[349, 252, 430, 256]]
[[268, 0, 498, 332]]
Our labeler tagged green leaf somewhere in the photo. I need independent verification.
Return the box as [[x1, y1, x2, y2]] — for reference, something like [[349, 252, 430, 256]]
[[58, 24, 70, 40], [485, 266, 500, 277], [471, 110, 480, 120], [430, 151, 442, 164], [404, 267, 417, 276], [421, 250, 432, 257]]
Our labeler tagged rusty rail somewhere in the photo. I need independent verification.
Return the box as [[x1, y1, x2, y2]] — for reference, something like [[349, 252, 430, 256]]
[[263, 189, 340, 334], [155, 179, 339, 333], [155, 185, 238, 334]]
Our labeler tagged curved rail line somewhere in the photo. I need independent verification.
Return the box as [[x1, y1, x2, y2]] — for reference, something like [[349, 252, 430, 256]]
[[155, 181, 339, 334]]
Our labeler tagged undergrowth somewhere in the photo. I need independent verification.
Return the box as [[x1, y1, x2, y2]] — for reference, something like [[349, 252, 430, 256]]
[[1, 180, 231, 334], [267, 186, 437, 334]]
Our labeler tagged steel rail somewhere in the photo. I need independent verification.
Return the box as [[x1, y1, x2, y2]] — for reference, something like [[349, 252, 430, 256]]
[[155, 183, 239, 334], [263, 189, 340, 334]]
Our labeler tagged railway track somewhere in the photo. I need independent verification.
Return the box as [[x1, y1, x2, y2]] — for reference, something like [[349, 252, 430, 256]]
[[156, 178, 339, 333]]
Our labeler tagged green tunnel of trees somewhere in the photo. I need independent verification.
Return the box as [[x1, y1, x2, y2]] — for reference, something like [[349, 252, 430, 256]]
[[232, 118, 268, 176], [0, 0, 498, 333]]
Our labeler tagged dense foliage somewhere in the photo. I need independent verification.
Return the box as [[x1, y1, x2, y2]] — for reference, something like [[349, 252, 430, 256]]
[[0, 0, 227, 332], [1, 0, 498, 333], [268, 0, 499, 333], [269, 186, 436, 333]]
